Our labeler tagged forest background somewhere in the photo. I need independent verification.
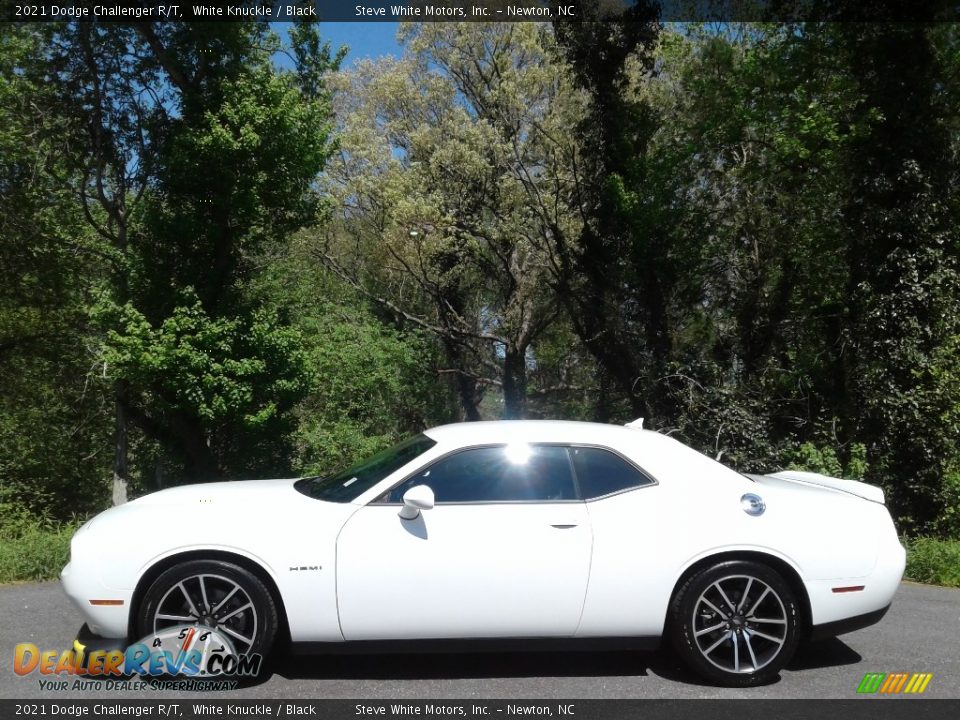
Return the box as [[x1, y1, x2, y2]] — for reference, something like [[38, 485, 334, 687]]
[[2, 11, 959, 583]]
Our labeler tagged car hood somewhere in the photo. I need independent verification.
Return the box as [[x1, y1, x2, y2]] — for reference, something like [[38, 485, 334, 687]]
[[751, 470, 885, 504], [127, 477, 303, 507], [74, 477, 357, 598]]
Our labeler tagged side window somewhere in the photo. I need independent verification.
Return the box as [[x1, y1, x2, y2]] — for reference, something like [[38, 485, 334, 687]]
[[571, 446, 654, 500], [386, 445, 576, 503]]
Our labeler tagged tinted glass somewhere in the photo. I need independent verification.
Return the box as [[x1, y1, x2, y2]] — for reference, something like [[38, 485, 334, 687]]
[[295, 434, 437, 502], [571, 446, 653, 499], [387, 445, 576, 503]]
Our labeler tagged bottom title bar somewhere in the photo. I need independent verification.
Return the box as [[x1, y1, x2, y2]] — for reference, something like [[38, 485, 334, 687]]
[[4, 700, 960, 720]]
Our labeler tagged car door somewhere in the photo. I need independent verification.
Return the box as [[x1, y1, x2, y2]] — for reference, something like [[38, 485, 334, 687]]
[[335, 444, 593, 640]]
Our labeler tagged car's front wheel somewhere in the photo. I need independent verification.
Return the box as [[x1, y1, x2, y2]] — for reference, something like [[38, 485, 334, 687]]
[[136, 559, 278, 666], [670, 560, 800, 687]]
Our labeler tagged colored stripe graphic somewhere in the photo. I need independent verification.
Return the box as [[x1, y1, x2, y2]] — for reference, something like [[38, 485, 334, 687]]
[[886, 673, 909, 693], [857, 672, 932, 695], [913, 673, 933, 694], [857, 673, 886, 693]]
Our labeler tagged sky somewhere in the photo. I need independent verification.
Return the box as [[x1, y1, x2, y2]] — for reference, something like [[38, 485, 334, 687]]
[[318, 22, 402, 64]]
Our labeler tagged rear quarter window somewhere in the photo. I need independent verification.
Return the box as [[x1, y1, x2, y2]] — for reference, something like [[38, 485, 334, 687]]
[[571, 446, 655, 499]]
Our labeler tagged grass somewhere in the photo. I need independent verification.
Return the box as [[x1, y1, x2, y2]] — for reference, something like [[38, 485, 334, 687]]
[[0, 520, 76, 584], [903, 536, 960, 588]]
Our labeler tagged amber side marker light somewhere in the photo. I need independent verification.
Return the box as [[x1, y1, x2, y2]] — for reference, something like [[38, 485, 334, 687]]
[[88, 599, 124, 606], [831, 585, 865, 593]]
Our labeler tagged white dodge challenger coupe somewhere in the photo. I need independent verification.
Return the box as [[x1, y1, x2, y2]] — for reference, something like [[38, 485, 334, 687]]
[[61, 420, 905, 686]]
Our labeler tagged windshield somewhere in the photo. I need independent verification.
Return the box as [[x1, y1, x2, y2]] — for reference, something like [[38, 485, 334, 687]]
[[294, 434, 437, 503]]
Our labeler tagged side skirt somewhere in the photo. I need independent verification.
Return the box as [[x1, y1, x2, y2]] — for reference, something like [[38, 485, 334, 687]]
[[289, 636, 661, 656]]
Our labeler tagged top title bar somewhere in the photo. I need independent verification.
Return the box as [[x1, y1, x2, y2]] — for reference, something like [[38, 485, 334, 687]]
[[4, 0, 960, 23]]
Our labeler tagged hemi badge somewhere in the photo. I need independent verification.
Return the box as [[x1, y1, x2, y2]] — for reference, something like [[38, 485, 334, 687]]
[[831, 585, 865, 593], [89, 599, 125, 606]]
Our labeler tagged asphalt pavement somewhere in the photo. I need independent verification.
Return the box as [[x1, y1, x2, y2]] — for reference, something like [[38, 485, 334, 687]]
[[1, 580, 957, 699]]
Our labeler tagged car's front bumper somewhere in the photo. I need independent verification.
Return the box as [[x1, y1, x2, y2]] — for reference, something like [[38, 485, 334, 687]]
[[61, 560, 132, 639], [73, 622, 127, 657]]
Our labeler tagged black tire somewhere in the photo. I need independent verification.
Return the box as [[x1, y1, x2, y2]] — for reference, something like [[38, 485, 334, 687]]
[[136, 559, 278, 676], [670, 560, 800, 687]]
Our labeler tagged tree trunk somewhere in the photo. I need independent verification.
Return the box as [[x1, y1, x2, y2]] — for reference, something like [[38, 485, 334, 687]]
[[502, 346, 528, 419], [457, 376, 482, 422], [111, 385, 128, 505], [441, 339, 482, 421], [176, 419, 222, 482], [578, 327, 648, 419]]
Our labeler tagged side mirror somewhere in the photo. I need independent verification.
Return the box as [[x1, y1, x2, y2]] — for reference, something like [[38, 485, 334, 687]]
[[398, 485, 435, 520]]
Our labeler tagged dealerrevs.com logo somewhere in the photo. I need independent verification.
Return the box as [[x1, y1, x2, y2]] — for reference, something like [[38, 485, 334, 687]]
[[14, 625, 262, 680], [857, 672, 934, 695]]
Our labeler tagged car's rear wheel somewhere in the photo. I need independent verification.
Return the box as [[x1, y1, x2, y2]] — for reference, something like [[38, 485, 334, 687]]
[[670, 560, 800, 687], [136, 559, 278, 670]]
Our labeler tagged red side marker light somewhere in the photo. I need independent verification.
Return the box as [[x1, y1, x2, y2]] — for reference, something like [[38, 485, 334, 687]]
[[831, 585, 865, 593]]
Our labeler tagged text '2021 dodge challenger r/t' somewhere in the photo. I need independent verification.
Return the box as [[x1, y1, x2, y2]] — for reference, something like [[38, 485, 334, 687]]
[[61, 420, 905, 686]]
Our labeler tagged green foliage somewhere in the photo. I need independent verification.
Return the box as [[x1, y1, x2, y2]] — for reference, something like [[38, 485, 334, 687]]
[[826, 23, 960, 535], [295, 314, 444, 475], [0, 524, 75, 584], [94, 291, 311, 478], [933, 467, 960, 539], [2, 20, 960, 550], [0, 25, 113, 517], [607, 23, 960, 536], [0, 489, 79, 583], [904, 537, 960, 588], [138, 57, 336, 313], [325, 23, 589, 419], [787, 442, 868, 480], [255, 237, 454, 476], [51, 23, 344, 483]]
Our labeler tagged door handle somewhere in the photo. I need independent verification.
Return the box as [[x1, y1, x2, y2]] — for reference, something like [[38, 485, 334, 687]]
[[550, 523, 578, 529]]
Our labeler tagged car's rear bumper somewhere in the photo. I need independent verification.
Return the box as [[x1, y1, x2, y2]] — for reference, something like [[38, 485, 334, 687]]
[[805, 531, 905, 630], [808, 603, 891, 641]]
